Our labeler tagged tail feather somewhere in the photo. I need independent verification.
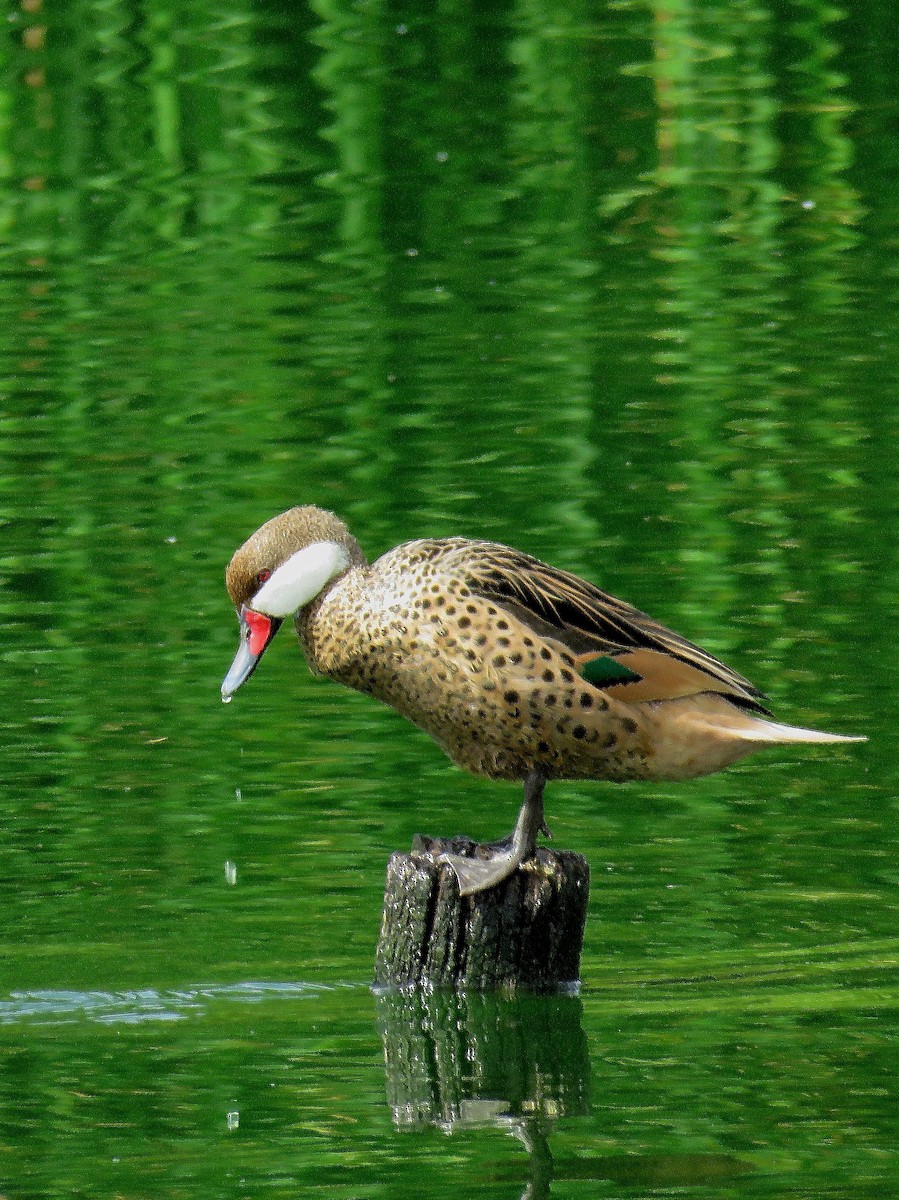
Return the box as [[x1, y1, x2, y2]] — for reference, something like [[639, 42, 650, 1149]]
[[711, 717, 866, 745], [640, 693, 865, 780]]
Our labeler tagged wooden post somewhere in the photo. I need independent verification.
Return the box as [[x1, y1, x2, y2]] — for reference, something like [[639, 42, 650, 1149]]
[[374, 834, 590, 991]]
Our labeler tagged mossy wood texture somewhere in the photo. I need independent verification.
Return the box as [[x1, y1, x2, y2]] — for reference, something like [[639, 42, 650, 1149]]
[[375, 835, 590, 991]]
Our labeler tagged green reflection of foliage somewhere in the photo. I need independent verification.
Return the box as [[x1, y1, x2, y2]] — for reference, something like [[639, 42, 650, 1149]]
[[0, 0, 885, 1008]]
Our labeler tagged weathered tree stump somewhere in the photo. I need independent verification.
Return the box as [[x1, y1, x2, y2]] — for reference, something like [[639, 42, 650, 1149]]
[[374, 834, 590, 991]]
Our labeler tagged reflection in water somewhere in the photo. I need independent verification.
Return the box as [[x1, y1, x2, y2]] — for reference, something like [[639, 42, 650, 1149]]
[[375, 989, 755, 1196], [377, 990, 590, 1128], [377, 990, 588, 1199]]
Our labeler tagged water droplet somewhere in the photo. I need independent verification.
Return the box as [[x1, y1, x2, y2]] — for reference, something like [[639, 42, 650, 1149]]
[[222, 694, 233, 704], [225, 861, 237, 885], [227, 1111, 239, 1130]]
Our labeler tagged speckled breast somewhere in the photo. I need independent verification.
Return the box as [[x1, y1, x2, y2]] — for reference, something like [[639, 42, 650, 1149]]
[[298, 548, 653, 782]]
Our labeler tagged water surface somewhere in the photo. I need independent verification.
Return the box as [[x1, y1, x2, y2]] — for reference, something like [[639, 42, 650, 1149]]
[[1, 0, 898, 1195]]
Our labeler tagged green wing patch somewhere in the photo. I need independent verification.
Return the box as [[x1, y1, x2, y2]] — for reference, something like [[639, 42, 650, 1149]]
[[579, 655, 642, 688]]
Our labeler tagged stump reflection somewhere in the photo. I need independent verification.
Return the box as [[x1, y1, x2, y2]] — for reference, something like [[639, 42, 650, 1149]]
[[376, 989, 589, 1197]]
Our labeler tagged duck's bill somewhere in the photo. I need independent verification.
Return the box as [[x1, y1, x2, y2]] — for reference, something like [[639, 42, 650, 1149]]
[[221, 607, 283, 701]]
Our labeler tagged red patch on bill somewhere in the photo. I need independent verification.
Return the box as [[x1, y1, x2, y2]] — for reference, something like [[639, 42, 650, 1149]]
[[245, 609, 273, 657]]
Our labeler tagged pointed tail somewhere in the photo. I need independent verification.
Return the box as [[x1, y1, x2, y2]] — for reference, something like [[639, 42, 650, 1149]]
[[717, 717, 866, 745]]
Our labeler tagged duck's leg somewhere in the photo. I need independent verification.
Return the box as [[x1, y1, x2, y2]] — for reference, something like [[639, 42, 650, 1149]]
[[439, 770, 547, 896], [482, 811, 552, 854]]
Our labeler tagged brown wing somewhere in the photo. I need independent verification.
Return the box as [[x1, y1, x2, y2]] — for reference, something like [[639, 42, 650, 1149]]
[[451, 540, 769, 711]]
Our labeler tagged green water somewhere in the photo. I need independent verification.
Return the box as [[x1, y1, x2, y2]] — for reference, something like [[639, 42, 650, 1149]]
[[2, 0, 899, 1194]]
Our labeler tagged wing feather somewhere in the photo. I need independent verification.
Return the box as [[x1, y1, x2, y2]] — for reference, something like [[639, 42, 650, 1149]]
[[447, 540, 768, 710]]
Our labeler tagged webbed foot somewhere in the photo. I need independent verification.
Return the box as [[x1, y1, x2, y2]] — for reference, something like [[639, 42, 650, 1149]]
[[439, 847, 525, 896], [437, 769, 548, 897]]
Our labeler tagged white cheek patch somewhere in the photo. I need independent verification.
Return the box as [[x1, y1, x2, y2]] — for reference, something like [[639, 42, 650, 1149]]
[[251, 541, 351, 617]]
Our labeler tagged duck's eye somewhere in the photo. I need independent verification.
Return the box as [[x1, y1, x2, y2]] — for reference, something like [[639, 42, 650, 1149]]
[[256, 568, 272, 583]]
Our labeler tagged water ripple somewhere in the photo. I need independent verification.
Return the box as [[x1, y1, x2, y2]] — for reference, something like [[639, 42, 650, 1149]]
[[0, 981, 333, 1027]]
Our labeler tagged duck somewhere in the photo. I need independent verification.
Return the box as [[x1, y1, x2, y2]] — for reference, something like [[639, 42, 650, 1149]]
[[221, 506, 864, 895]]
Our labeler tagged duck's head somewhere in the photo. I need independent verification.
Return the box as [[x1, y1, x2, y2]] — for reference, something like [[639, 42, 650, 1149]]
[[221, 506, 364, 702]]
